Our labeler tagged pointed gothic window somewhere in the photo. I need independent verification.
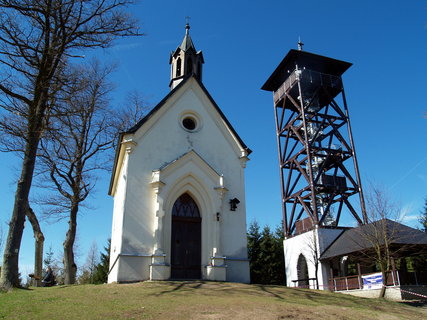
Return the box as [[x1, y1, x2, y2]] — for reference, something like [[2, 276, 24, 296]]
[[176, 57, 182, 77], [186, 57, 193, 75], [197, 61, 202, 80], [172, 193, 200, 218]]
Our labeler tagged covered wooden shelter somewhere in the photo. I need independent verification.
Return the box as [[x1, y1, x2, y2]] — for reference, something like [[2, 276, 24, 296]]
[[320, 219, 427, 293]]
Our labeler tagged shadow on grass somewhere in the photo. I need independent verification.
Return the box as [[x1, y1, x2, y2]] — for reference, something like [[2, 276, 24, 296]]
[[401, 301, 427, 308], [259, 285, 284, 300], [156, 281, 206, 295], [56, 285, 74, 289]]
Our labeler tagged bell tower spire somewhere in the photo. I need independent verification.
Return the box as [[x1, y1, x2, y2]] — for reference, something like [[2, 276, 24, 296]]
[[169, 20, 204, 90]]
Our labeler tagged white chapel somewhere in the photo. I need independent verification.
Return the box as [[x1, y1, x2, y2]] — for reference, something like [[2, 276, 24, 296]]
[[108, 24, 251, 283]]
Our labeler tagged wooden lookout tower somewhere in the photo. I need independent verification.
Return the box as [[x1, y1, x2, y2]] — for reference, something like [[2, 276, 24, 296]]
[[262, 47, 367, 238]]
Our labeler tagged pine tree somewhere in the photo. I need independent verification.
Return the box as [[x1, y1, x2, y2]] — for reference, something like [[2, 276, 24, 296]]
[[93, 239, 111, 284], [272, 224, 286, 285], [419, 198, 427, 232], [247, 221, 286, 285], [247, 221, 262, 283], [43, 246, 55, 268]]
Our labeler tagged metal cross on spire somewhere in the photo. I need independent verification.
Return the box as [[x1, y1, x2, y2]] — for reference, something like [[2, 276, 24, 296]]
[[298, 37, 304, 51], [185, 16, 191, 33]]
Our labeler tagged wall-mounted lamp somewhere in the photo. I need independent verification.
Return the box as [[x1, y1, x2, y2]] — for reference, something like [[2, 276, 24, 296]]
[[229, 198, 240, 211], [216, 212, 220, 221]]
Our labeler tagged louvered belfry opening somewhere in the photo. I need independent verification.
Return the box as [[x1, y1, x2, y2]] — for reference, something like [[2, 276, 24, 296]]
[[171, 193, 202, 279]]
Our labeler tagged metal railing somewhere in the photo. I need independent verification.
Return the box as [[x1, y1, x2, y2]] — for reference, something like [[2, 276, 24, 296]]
[[329, 271, 399, 291], [273, 69, 342, 105]]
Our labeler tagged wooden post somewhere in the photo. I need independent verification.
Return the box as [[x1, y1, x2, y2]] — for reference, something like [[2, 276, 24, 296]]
[[329, 266, 334, 291], [391, 258, 396, 286], [357, 263, 362, 289]]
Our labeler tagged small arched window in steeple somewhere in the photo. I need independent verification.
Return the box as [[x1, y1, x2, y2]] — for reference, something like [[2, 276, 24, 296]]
[[186, 57, 193, 75], [197, 61, 202, 80], [176, 57, 182, 77]]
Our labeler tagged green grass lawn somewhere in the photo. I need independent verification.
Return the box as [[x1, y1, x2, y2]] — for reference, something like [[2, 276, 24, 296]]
[[1, 281, 426, 319]]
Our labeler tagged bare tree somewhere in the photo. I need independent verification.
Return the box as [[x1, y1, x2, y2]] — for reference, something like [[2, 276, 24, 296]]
[[304, 228, 320, 289], [37, 61, 115, 284], [118, 90, 149, 131], [26, 208, 44, 287], [0, 0, 140, 288], [0, 222, 4, 258], [352, 185, 404, 297], [78, 241, 99, 284]]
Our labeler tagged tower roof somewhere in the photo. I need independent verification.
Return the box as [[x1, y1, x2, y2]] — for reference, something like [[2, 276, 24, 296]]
[[261, 49, 352, 92], [179, 23, 196, 52]]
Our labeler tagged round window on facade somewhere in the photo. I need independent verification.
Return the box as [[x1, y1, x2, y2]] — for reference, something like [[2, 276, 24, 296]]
[[182, 117, 197, 131], [180, 113, 201, 132]]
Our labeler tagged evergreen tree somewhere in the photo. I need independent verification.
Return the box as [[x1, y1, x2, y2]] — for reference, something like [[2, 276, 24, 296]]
[[43, 246, 55, 268], [93, 239, 111, 284], [247, 221, 262, 283], [419, 198, 427, 232], [247, 221, 286, 285], [272, 224, 286, 285], [259, 226, 276, 284]]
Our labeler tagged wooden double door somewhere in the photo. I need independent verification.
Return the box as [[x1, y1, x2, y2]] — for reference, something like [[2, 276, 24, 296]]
[[170, 193, 201, 279]]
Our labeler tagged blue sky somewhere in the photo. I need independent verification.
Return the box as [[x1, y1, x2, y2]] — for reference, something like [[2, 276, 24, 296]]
[[1, 0, 426, 275]]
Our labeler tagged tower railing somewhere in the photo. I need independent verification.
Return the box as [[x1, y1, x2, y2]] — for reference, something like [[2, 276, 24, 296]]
[[273, 69, 342, 106]]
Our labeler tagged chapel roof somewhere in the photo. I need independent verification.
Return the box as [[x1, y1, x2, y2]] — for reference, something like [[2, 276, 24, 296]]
[[126, 75, 251, 155], [108, 75, 252, 195]]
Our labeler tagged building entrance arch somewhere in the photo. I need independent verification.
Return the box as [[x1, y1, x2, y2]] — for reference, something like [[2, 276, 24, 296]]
[[170, 193, 201, 279], [297, 254, 309, 287]]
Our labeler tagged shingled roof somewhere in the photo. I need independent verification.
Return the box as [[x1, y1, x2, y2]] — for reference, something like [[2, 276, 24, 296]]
[[320, 219, 427, 260]]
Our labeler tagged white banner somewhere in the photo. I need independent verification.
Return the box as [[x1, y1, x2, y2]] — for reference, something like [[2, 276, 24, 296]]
[[362, 272, 383, 290]]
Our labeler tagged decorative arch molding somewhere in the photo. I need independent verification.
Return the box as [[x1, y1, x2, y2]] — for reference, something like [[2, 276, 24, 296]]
[[150, 150, 228, 276], [162, 174, 213, 268]]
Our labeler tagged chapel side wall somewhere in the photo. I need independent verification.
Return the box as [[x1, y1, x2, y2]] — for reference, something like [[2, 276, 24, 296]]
[[111, 146, 155, 282], [108, 154, 128, 283], [120, 150, 155, 257], [220, 163, 248, 259]]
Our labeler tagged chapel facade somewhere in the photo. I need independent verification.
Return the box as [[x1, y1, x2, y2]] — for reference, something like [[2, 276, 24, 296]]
[[108, 24, 251, 283]]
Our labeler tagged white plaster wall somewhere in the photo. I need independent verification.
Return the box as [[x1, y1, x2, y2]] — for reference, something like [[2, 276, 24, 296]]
[[284, 228, 342, 289], [116, 256, 151, 282], [110, 78, 249, 283], [108, 153, 129, 283], [226, 260, 250, 283], [339, 287, 402, 300], [284, 230, 318, 288]]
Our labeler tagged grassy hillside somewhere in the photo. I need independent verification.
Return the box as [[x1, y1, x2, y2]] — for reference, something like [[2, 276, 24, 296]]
[[1, 281, 426, 319]]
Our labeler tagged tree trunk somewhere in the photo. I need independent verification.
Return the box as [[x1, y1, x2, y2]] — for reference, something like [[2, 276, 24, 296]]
[[0, 136, 40, 289], [315, 265, 319, 290], [26, 207, 44, 287], [63, 203, 78, 284], [379, 271, 387, 298]]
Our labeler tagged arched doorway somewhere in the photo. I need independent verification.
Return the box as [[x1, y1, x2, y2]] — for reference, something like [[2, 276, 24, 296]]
[[297, 254, 309, 287], [170, 193, 201, 279]]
